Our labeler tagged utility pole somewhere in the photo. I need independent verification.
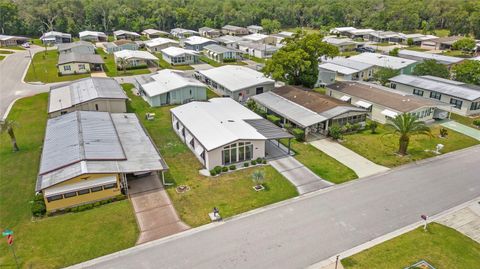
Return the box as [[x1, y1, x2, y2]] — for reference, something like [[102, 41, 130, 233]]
[[28, 49, 37, 80]]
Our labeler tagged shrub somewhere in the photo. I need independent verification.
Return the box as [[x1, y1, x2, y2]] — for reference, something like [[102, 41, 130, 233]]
[[352, 123, 361, 131], [473, 119, 480, 127], [246, 99, 257, 110], [251, 160, 257, 165], [256, 157, 263, 163], [222, 166, 229, 172], [440, 128, 448, 137], [283, 123, 292, 130], [94, 202, 101, 207], [262, 159, 267, 164], [244, 162, 250, 167], [369, 121, 378, 134], [329, 124, 343, 140], [229, 165, 236, 170], [70, 207, 79, 213], [34, 193, 44, 203], [214, 166, 222, 174], [344, 123, 353, 132], [292, 128, 305, 141], [210, 169, 217, 176], [266, 114, 281, 125], [256, 110, 267, 118], [31, 202, 46, 217]]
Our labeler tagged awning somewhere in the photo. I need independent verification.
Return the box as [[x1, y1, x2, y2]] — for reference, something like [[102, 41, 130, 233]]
[[381, 109, 399, 118], [44, 175, 117, 197], [244, 119, 294, 140], [340, 95, 351, 102], [355, 100, 372, 109]]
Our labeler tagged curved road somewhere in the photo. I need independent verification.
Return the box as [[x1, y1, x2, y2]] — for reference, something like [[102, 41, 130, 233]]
[[71, 145, 480, 269]]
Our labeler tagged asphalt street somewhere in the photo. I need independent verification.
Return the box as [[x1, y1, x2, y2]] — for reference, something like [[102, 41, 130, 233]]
[[71, 145, 480, 269]]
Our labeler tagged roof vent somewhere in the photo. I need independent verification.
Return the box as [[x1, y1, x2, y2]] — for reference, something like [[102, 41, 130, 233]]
[[228, 120, 235, 122]]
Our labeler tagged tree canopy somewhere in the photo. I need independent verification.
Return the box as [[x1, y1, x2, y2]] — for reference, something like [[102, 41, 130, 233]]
[[452, 38, 476, 53], [412, 59, 450, 78], [1, 0, 479, 38], [262, 32, 339, 88], [373, 67, 400, 86], [452, 60, 480, 85]]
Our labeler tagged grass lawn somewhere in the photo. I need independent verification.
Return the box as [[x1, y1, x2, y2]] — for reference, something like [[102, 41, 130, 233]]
[[155, 53, 194, 70], [341, 123, 479, 168], [199, 56, 247, 67], [0, 55, 5, 61], [340, 51, 360, 57], [372, 42, 393, 47], [97, 49, 151, 77], [450, 113, 480, 128], [280, 139, 358, 184], [1, 45, 25, 50], [0, 49, 14, 54], [24, 50, 90, 83], [123, 84, 298, 226], [0, 94, 138, 268], [441, 50, 473, 58], [282, 27, 320, 35], [342, 223, 480, 269], [207, 88, 220, 99], [243, 54, 266, 64], [404, 46, 429, 52]]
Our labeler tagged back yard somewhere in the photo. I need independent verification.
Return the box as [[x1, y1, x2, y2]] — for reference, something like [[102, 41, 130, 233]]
[[123, 84, 298, 227], [341, 123, 479, 167], [342, 223, 480, 269], [97, 49, 152, 77], [0, 94, 138, 268]]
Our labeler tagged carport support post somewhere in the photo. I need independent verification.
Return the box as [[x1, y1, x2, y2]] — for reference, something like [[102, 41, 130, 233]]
[[288, 138, 291, 155]]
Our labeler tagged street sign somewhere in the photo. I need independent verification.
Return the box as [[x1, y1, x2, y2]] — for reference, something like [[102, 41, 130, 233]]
[[2, 229, 13, 237], [7, 234, 13, 245]]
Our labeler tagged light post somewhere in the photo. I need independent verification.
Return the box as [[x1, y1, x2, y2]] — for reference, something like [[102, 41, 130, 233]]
[[28, 49, 37, 80], [335, 255, 340, 269]]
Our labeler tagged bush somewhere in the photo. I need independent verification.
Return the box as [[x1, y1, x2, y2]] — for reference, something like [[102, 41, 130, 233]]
[[266, 114, 281, 125], [292, 128, 305, 141], [440, 128, 448, 137], [473, 119, 480, 127], [223, 58, 237, 63], [251, 160, 257, 165], [244, 162, 250, 167], [256, 157, 263, 163], [210, 169, 217, 176], [262, 159, 267, 164], [329, 124, 343, 140], [283, 123, 292, 130], [222, 166, 229, 172], [369, 121, 378, 134], [214, 166, 222, 174], [31, 201, 46, 217], [229, 165, 236, 170]]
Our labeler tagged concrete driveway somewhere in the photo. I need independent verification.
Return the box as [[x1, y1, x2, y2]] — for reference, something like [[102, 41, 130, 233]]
[[310, 139, 389, 178], [128, 174, 189, 244], [441, 120, 480, 141], [437, 200, 480, 243], [191, 63, 214, 71], [266, 141, 333, 194]]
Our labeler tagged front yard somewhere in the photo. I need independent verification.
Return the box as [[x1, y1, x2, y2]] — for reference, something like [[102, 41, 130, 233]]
[[155, 53, 194, 70], [341, 123, 479, 167], [199, 56, 248, 67], [0, 94, 138, 268], [123, 84, 298, 227], [97, 49, 151, 77], [342, 223, 480, 269], [450, 113, 480, 128], [24, 50, 90, 83]]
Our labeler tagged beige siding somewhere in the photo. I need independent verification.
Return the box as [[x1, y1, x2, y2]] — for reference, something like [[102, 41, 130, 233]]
[[49, 99, 127, 118], [58, 62, 91, 75]]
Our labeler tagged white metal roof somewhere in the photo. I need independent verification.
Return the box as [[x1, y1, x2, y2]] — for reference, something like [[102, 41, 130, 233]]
[[204, 44, 235, 53], [214, 35, 243, 44], [323, 37, 356, 46], [242, 33, 269, 42], [138, 69, 205, 97], [161, 46, 198, 57], [44, 175, 117, 197], [170, 98, 266, 151], [349, 53, 417, 70], [37, 112, 167, 191], [144, 37, 178, 48], [0, 34, 28, 41], [142, 29, 169, 35], [41, 31, 71, 39], [398, 49, 463, 65], [355, 100, 373, 108], [330, 27, 357, 33], [197, 65, 274, 92], [340, 95, 351, 101], [114, 50, 158, 61], [381, 109, 399, 118], [183, 36, 215, 45], [251, 91, 327, 128], [389, 74, 480, 101], [48, 77, 127, 113], [79, 31, 107, 38], [324, 57, 373, 71], [113, 30, 140, 37], [319, 63, 359, 75]]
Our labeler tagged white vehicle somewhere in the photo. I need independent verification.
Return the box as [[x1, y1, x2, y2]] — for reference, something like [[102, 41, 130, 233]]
[[22, 42, 30, 48]]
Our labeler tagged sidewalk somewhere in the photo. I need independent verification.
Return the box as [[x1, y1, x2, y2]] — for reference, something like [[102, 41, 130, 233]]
[[310, 139, 389, 178], [437, 201, 480, 243], [441, 120, 480, 141]]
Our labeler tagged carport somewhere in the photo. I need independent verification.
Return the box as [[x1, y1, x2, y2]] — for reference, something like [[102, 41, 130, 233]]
[[244, 118, 294, 155]]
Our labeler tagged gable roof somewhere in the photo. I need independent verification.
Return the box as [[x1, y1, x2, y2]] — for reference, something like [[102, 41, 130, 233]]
[[113, 30, 140, 37], [0, 35, 28, 42], [197, 65, 274, 92], [222, 25, 247, 31], [204, 44, 236, 53], [142, 29, 169, 35], [213, 35, 243, 44], [389, 74, 480, 101], [37, 111, 167, 191], [348, 52, 417, 69], [323, 57, 374, 71], [144, 37, 178, 48], [57, 41, 95, 52], [41, 31, 71, 39], [398, 49, 463, 65], [48, 77, 127, 113], [161, 46, 198, 57], [114, 50, 158, 61], [183, 36, 215, 45], [137, 69, 205, 97], [58, 52, 104, 65], [79, 31, 107, 38], [242, 33, 269, 42]]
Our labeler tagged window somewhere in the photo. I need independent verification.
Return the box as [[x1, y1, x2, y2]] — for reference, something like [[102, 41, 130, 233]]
[[78, 64, 85, 70], [47, 195, 63, 202], [64, 191, 77, 198], [221, 142, 252, 165], [103, 183, 117, 190], [60, 111, 68, 115], [413, 89, 424, 96], [181, 128, 185, 137], [470, 102, 480, 111], [430, 91, 442, 100], [190, 138, 195, 148], [200, 151, 205, 161], [390, 83, 396, 89], [450, 98, 463, 109], [78, 189, 90, 195], [63, 65, 71, 71], [91, 186, 103, 192], [95, 104, 99, 111], [176, 121, 180, 130]]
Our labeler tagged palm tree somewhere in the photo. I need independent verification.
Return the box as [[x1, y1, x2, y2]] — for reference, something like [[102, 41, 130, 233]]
[[117, 57, 127, 74], [385, 114, 431, 156], [0, 120, 19, 152], [252, 170, 265, 187]]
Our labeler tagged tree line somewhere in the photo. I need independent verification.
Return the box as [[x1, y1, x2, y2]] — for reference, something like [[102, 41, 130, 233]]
[[1, 0, 479, 38]]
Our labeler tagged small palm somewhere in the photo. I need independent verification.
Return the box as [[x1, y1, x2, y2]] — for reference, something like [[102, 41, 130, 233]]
[[252, 170, 265, 186], [385, 113, 431, 155]]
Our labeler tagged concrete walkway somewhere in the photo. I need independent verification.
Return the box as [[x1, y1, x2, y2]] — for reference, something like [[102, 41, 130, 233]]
[[437, 201, 480, 243], [128, 174, 189, 245], [441, 120, 480, 141], [266, 141, 333, 194], [310, 139, 389, 178]]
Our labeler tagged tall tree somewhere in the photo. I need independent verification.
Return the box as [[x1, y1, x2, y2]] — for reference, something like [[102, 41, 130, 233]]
[[452, 38, 476, 53], [373, 67, 400, 86], [0, 0, 19, 34], [261, 18, 281, 34], [385, 114, 431, 156], [452, 60, 480, 85], [413, 59, 450, 78], [0, 119, 19, 152]]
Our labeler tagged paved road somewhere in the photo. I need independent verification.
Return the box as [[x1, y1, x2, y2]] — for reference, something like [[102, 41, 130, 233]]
[[71, 145, 480, 269], [0, 46, 50, 119]]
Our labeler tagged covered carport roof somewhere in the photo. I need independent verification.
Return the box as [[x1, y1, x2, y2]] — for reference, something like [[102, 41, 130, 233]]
[[244, 119, 293, 140]]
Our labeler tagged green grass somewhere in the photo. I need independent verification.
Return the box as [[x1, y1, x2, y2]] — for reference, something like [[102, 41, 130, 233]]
[[207, 88, 220, 99], [1, 45, 26, 50], [441, 50, 473, 58], [340, 51, 360, 57], [123, 84, 298, 226], [450, 113, 480, 128], [0, 55, 5, 61], [372, 42, 393, 47], [155, 53, 194, 70], [0, 49, 14, 54], [341, 124, 479, 168], [243, 54, 266, 64], [404, 46, 430, 52], [282, 27, 321, 35], [313, 87, 326, 95], [280, 139, 358, 184], [97, 49, 152, 77], [0, 94, 138, 268], [342, 223, 480, 269], [199, 56, 247, 67], [24, 50, 90, 83]]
